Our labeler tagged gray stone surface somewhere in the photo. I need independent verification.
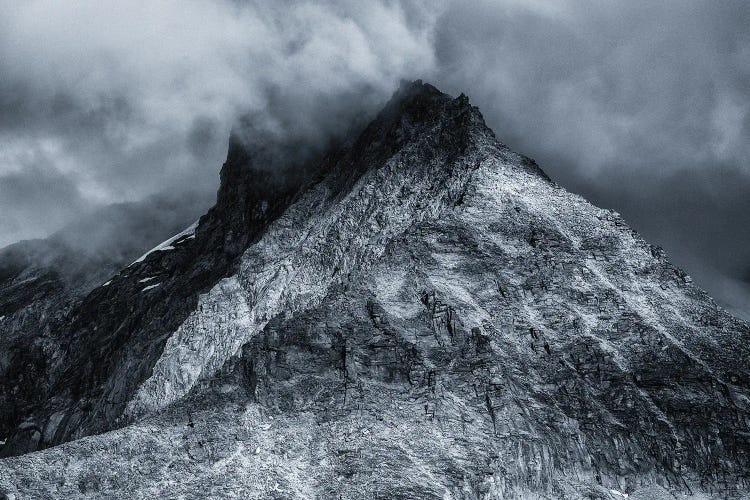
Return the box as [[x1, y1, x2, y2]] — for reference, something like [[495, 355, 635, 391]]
[[1, 81, 749, 498]]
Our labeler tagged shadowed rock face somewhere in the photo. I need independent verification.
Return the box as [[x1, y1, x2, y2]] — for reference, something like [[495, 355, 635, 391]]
[[0, 197, 208, 448], [1, 81, 749, 498]]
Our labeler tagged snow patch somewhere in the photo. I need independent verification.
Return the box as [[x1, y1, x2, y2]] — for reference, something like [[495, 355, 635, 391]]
[[130, 220, 198, 266], [101, 280, 112, 287], [141, 283, 161, 292]]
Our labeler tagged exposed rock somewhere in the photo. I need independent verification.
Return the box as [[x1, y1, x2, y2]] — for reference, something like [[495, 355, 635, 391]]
[[0, 81, 748, 498]]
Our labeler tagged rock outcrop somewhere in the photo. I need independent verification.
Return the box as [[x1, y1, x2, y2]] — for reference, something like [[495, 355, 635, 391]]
[[1, 81, 749, 498]]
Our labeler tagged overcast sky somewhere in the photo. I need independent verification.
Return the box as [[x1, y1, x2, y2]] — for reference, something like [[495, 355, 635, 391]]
[[1, 0, 748, 317]]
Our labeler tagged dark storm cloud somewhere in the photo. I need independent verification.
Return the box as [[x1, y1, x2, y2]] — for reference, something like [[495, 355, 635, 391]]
[[0, 0, 748, 316], [0, 152, 92, 245], [0, 167, 87, 241]]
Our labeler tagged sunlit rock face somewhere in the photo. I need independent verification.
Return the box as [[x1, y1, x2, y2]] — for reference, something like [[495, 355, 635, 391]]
[[1, 81, 749, 498]]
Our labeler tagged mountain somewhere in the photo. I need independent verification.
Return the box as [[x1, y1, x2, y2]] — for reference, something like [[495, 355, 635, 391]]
[[1, 81, 749, 498], [0, 192, 209, 452]]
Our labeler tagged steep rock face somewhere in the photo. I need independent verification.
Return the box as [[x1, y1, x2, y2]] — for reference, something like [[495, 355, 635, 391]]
[[1, 81, 749, 498], [125, 84, 490, 418], [0, 197, 207, 449], [1, 80, 479, 453], [0, 123, 328, 456]]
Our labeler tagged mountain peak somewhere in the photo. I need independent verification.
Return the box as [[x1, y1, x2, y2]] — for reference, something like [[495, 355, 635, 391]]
[[392, 78, 456, 106], [381, 78, 478, 132], [2, 82, 748, 498], [0, 82, 553, 459], [212, 80, 497, 253]]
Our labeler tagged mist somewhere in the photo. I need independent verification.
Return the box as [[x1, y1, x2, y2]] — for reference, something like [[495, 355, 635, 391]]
[[1, 0, 748, 317], [0, 0, 436, 246]]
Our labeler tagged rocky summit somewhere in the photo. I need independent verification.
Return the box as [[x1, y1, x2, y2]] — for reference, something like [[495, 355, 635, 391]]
[[1, 81, 749, 499]]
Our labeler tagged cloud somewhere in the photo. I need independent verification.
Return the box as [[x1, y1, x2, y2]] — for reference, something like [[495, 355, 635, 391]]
[[0, 0, 748, 314], [0, 148, 92, 246], [432, 0, 750, 176], [0, 0, 437, 243]]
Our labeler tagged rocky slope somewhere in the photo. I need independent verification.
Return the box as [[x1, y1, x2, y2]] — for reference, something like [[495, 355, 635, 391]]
[[1, 81, 749, 498], [0, 195, 207, 450]]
